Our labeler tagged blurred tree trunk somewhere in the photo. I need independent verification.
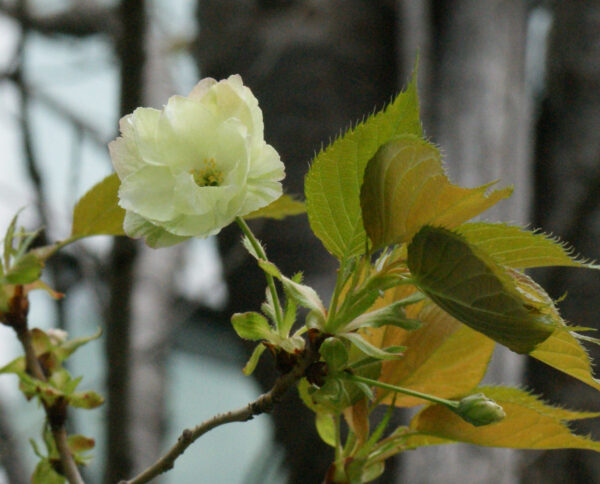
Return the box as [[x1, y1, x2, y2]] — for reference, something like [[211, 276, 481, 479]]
[[396, 1, 532, 482], [107, 2, 181, 482], [194, 1, 398, 482], [524, 1, 600, 483], [104, 1, 145, 482]]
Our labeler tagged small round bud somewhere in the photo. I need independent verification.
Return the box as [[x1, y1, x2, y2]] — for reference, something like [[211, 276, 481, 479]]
[[454, 393, 506, 427]]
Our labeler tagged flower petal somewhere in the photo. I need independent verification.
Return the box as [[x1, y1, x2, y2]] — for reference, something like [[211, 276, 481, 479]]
[[109, 134, 144, 180], [130, 107, 166, 166], [123, 212, 188, 248], [119, 166, 176, 221], [240, 143, 284, 214]]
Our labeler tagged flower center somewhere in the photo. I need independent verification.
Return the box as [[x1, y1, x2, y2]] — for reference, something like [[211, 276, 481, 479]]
[[190, 158, 224, 187]]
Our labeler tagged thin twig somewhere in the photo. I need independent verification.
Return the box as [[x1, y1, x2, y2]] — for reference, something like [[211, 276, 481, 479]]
[[120, 340, 320, 484]]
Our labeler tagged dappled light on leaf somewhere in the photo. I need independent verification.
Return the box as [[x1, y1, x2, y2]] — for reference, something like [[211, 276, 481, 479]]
[[360, 136, 512, 249]]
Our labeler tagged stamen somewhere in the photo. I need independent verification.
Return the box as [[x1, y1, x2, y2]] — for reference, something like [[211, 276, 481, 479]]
[[190, 158, 224, 187]]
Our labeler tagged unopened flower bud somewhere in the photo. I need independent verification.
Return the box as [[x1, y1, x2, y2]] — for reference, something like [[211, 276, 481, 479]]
[[454, 393, 506, 427], [47, 328, 68, 345]]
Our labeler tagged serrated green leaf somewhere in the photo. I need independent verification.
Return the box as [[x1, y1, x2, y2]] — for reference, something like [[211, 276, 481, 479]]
[[231, 312, 273, 341], [503, 268, 600, 391], [457, 222, 599, 269], [305, 72, 421, 260], [71, 173, 126, 237], [244, 194, 305, 220], [531, 329, 600, 392], [360, 136, 512, 249], [241, 235, 260, 260], [242, 343, 266, 375], [407, 225, 556, 354], [405, 386, 600, 451]]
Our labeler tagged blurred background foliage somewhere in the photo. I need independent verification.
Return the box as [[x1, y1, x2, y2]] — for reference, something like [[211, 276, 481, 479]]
[[0, 0, 599, 483]]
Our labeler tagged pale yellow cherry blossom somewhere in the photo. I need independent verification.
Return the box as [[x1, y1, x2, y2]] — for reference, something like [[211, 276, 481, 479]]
[[109, 75, 284, 247]]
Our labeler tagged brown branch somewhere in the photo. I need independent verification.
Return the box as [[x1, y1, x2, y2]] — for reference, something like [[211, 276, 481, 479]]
[[3, 286, 85, 484], [119, 342, 320, 484]]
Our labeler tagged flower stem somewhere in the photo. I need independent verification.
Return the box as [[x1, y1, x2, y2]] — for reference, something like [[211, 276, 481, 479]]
[[235, 217, 284, 325], [342, 374, 459, 409]]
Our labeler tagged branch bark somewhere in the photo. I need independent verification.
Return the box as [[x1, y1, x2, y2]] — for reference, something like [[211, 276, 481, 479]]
[[2, 286, 84, 484]]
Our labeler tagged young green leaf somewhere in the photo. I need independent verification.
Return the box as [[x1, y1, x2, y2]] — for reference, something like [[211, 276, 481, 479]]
[[320, 337, 349, 373], [31, 459, 65, 484], [531, 329, 600, 392], [54, 328, 103, 362], [69, 390, 104, 409], [340, 332, 404, 361], [456, 222, 599, 269], [242, 343, 266, 375], [2, 252, 43, 284], [343, 300, 422, 333], [315, 412, 337, 447], [231, 312, 273, 341], [360, 136, 512, 250], [71, 173, 126, 238], [405, 386, 600, 451], [305, 71, 421, 260], [244, 194, 305, 220], [407, 225, 556, 354]]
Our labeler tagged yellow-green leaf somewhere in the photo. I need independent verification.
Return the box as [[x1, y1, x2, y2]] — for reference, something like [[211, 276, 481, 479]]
[[360, 136, 512, 249], [531, 330, 600, 392], [506, 269, 600, 391], [316, 412, 337, 447], [457, 222, 598, 269], [404, 386, 600, 451], [366, 285, 494, 407], [407, 225, 555, 354], [305, 72, 421, 260], [71, 173, 125, 237], [244, 194, 305, 220]]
